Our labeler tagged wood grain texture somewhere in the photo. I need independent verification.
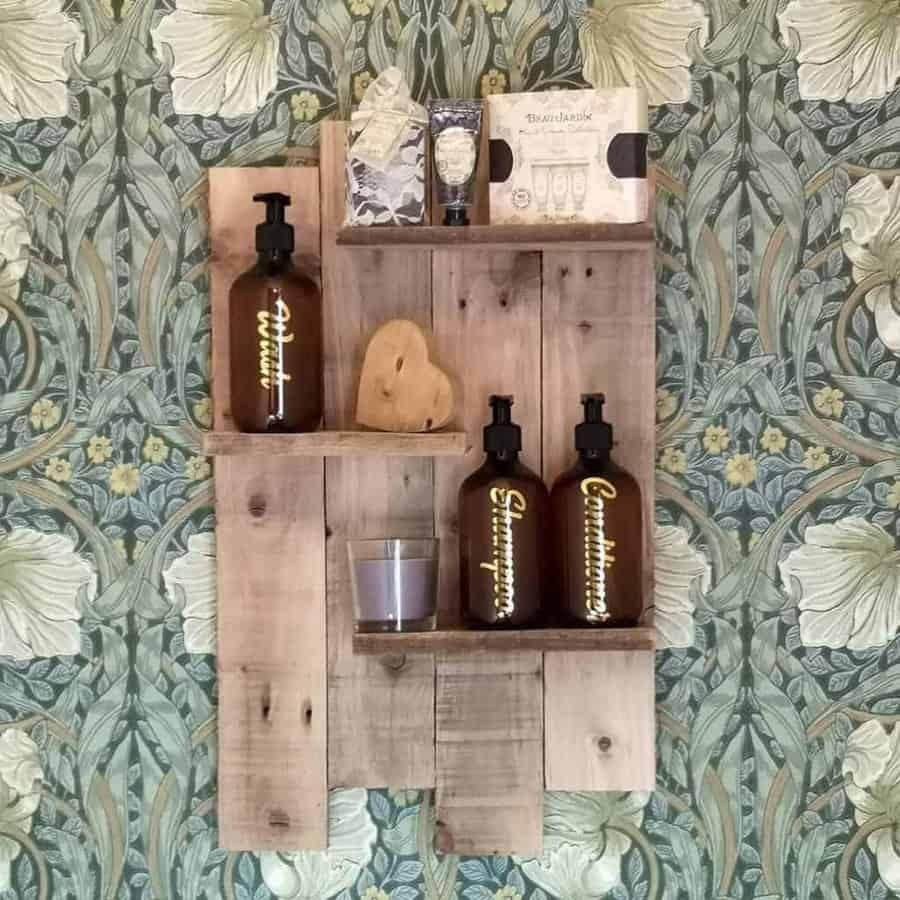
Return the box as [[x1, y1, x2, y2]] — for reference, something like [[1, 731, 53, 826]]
[[208, 167, 320, 432], [320, 121, 436, 789], [216, 455, 327, 849], [544, 651, 655, 791], [435, 654, 544, 855], [431, 247, 544, 854], [337, 222, 654, 249], [203, 430, 466, 457], [210, 168, 327, 850], [353, 626, 656, 654], [541, 247, 657, 792]]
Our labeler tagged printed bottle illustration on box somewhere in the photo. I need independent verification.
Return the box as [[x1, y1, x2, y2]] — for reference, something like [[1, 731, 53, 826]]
[[488, 88, 649, 225]]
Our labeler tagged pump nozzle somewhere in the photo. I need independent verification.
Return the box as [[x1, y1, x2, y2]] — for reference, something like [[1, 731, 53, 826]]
[[576, 392, 612, 453], [484, 395, 521, 454], [253, 192, 294, 254]]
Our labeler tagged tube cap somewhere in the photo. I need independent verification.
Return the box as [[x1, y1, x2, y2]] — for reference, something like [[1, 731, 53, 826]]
[[483, 395, 521, 453], [575, 393, 612, 452], [254, 192, 294, 253], [444, 206, 469, 226]]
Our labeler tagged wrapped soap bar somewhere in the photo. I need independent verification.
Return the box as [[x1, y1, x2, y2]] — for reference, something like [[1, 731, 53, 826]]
[[346, 68, 427, 226], [487, 88, 649, 224]]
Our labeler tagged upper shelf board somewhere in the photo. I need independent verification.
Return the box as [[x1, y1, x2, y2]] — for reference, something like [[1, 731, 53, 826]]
[[336, 222, 655, 251], [203, 430, 468, 457]]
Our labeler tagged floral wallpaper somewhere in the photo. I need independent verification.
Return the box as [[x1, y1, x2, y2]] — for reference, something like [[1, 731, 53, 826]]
[[0, 0, 899, 898]]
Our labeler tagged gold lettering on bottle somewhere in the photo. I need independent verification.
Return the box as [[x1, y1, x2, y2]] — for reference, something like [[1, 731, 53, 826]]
[[479, 486, 527, 619], [257, 298, 295, 389], [581, 477, 617, 622]]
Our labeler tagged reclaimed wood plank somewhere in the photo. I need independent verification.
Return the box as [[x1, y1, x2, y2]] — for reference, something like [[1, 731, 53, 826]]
[[320, 122, 436, 789], [541, 246, 657, 792], [210, 165, 327, 850], [432, 247, 544, 854]]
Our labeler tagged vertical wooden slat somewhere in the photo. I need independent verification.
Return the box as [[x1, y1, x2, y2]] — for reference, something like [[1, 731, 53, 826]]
[[210, 168, 328, 849], [541, 248, 656, 792], [320, 122, 436, 788], [432, 249, 544, 854]]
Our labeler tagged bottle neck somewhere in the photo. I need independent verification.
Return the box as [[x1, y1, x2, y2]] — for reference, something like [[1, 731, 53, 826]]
[[579, 448, 610, 465], [487, 449, 519, 466], [257, 249, 292, 265]]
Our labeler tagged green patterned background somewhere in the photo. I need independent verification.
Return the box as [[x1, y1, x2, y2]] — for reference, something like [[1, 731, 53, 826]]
[[1, 0, 899, 897]]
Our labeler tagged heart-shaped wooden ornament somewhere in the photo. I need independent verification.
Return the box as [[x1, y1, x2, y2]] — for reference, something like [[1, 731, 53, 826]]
[[356, 319, 454, 432]]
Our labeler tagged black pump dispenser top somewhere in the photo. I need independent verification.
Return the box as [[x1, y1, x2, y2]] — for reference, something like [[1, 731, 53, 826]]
[[576, 393, 613, 453], [254, 192, 294, 254], [483, 395, 521, 455]]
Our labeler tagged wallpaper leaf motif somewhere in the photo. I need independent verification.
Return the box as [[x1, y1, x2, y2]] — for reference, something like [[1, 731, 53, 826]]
[[0, 1, 898, 899]]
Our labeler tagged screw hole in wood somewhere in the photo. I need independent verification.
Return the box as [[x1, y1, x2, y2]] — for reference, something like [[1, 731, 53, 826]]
[[248, 495, 267, 518], [597, 735, 612, 753], [302, 699, 313, 725], [261, 684, 272, 722], [380, 653, 407, 672]]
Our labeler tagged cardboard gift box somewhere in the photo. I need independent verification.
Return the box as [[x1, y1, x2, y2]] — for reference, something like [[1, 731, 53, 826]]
[[487, 88, 648, 225], [346, 68, 427, 226]]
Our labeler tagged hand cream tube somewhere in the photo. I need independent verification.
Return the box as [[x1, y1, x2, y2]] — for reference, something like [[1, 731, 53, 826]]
[[428, 99, 483, 226]]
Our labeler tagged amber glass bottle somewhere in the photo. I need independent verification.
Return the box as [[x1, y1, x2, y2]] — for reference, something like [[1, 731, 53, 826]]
[[229, 193, 323, 433], [550, 394, 642, 626], [459, 396, 548, 628]]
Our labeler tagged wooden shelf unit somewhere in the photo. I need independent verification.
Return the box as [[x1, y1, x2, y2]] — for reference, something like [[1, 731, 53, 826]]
[[208, 122, 656, 857], [353, 626, 657, 654], [203, 430, 467, 457]]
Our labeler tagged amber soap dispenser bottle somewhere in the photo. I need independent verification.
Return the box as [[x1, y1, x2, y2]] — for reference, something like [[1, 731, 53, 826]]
[[229, 192, 323, 433], [550, 394, 643, 626], [458, 395, 548, 628]]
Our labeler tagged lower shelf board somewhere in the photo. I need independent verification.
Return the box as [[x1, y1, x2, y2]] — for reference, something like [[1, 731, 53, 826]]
[[352, 625, 657, 654], [203, 429, 467, 457]]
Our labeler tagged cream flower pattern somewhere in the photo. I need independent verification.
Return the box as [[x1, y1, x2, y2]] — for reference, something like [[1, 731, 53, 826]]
[[803, 445, 829, 471], [87, 434, 113, 464], [109, 463, 140, 496], [843, 720, 900, 891], [0, 195, 29, 300], [44, 456, 71, 483], [185, 456, 212, 481], [654, 524, 710, 650], [578, 0, 708, 105], [656, 387, 677, 420], [0, 729, 42, 890], [703, 424, 729, 454], [481, 68, 507, 96], [152, 0, 281, 117], [760, 425, 786, 453], [725, 453, 756, 486], [0, 1, 82, 122], [778, 0, 900, 103], [142, 435, 169, 464], [840, 175, 900, 353], [193, 397, 213, 428], [780, 517, 900, 651], [29, 398, 60, 432], [659, 446, 687, 474], [261, 789, 377, 899], [521, 791, 650, 899], [886, 480, 900, 509], [164, 532, 216, 654], [291, 90, 320, 122], [0, 529, 94, 659], [813, 386, 844, 418]]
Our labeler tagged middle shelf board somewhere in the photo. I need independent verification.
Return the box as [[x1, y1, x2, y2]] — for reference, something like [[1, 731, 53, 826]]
[[353, 625, 657, 654], [203, 430, 468, 457]]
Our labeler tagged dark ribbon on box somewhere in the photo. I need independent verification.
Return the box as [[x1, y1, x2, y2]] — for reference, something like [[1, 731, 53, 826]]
[[489, 133, 648, 182]]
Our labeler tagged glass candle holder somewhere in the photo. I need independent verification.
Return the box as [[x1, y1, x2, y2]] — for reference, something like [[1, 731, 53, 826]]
[[347, 539, 439, 633]]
